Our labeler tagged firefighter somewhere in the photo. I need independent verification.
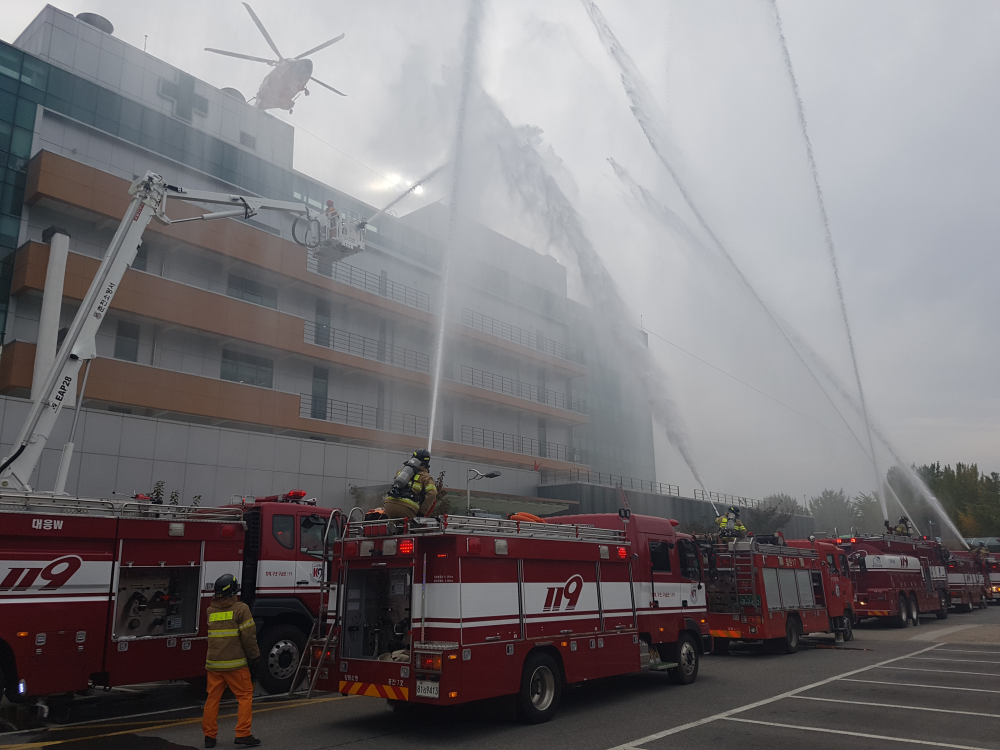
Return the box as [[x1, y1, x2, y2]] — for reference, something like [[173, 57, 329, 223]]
[[716, 506, 747, 541], [202, 574, 261, 748], [975, 542, 989, 561], [894, 516, 911, 536], [383, 449, 438, 519]]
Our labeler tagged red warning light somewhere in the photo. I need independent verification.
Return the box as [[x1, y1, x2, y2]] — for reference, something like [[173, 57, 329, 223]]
[[399, 539, 414, 554], [617, 547, 628, 560], [285, 490, 307, 499]]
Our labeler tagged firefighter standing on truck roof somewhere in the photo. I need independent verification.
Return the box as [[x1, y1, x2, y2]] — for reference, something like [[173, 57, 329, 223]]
[[383, 449, 438, 519], [202, 574, 261, 748], [716, 506, 747, 541], [894, 516, 912, 536]]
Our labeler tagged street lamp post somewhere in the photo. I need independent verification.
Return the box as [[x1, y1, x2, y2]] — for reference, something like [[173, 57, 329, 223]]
[[467, 468, 502, 513]]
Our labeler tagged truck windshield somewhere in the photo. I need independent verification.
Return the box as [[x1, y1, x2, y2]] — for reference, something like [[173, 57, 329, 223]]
[[300, 515, 325, 554]]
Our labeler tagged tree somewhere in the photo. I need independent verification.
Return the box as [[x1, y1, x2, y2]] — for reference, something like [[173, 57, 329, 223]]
[[852, 492, 884, 534], [746, 494, 799, 534], [808, 489, 856, 536]]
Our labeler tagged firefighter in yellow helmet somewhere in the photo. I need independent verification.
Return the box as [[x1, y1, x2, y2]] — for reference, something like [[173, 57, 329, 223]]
[[202, 574, 261, 747], [383, 449, 438, 519], [716, 506, 747, 541], [894, 516, 912, 536]]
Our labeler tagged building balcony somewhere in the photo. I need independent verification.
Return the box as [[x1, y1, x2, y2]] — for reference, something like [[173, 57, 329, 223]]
[[300, 394, 428, 437], [460, 308, 585, 365], [460, 425, 585, 465], [0, 341, 585, 471], [306, 254, 430, 313], [460, 365, 585, 414], [538, 468, 680, 497], [303, 320, 429, 374]]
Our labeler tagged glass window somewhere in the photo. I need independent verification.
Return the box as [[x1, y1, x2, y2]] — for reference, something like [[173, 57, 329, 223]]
[[20, 57, 48, 91], [0, 90, 15, 122], [113, 320, 140, 362], [300, 515, 325, 553], [311, 366, 328, 419], [839, 554, 849, 574], [272, 514, 295, 550], [46, 66, 74, 102], [10, 127, 31, 159], [826, 554, 837, 574], [0, 46, 21, 80], [678, 539, 701, 581], [227, 273, 277, 309], [221, 349, 273, 389], [71, 77, 99, 112], [649, 539, 672, 572], [14, 98, 35, 130]]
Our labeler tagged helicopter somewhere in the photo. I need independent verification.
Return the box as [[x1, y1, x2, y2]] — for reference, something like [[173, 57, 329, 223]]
[[205, 2, 346, 113]]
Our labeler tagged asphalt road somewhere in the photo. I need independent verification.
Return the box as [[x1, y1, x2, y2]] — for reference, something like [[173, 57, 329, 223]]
[[3, 604, 998, 750]]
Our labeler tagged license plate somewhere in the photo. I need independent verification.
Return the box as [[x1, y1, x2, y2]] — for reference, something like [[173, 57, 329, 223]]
[[416, 680, 439, 699]]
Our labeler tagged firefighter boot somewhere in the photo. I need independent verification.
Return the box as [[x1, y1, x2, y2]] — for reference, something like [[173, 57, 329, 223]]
[[234, 737, 262, 747], [204, 738, 216, 748]]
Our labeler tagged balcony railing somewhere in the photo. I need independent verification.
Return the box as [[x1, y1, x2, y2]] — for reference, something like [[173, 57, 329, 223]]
[[301, 394, 428, 437], [304, 320, 429, 374], [460, 425, 583, 464], [693, 490, 768, 509], [307, 254, 430, 312], [538, 469, 680, 497], [459, 366, 586, 414], [460, 309, 585, 365]]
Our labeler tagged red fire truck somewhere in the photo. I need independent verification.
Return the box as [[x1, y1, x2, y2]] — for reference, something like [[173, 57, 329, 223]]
[[704, 536, 855, 654], [835, 533, 950, 624], [983, 555, 1000, 603], [0, 490, 334, 704], [947, 550, 987, 611], [314, 512, 710, 723]]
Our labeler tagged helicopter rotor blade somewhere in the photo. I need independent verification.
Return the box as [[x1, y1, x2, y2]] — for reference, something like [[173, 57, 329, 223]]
[[242, 2, 284, 60], [309, 77, 347, 96], [204, 48, 276, 65], [295, 33, 345, 60]]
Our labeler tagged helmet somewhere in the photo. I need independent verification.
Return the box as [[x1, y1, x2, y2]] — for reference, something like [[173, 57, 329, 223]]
[[728, 506, 740, 516], [413, 448, 431, 468], [214, 573, 239, 598], [899, 516, 908, 524]]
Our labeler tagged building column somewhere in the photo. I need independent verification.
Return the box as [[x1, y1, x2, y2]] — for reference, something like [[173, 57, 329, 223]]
[[31, 227, 70, 403]]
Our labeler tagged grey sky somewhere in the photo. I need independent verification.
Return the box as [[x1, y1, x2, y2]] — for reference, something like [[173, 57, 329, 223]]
[[3, 0, 997, 503]]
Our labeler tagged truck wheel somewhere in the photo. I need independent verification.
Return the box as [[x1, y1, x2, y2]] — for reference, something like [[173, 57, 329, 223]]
[[936, 591, 949, 620], [842, 613, 854, 642], [909, 594, 920, 626], [257, 624, 306, 695], [711, 638, 730, 656], [893, 595, 909, 628], [669, 634, 700, 684], [783, 618, 800, 654], [516, 651, 562, 724]]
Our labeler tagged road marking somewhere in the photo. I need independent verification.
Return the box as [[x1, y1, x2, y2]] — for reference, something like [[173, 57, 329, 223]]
[[0, 695, 347, 750], [910, 656, 1000, 664], [791, 695, 1000, 718], [602, 642, 944, 750], [909, 624, 978, 641], [840, 678, 1000, 694], [721, 717, 992, 749], [936, 648, 1000, 655], [881, 666, 1000, 677]]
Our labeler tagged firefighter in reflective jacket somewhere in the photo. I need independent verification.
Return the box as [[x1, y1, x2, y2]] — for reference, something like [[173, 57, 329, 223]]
[[383, 449, 438, 519], [716, 506, 747, 541], [202, 574, 261, 748]]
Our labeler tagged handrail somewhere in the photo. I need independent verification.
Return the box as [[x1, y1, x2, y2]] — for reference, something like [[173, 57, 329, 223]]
[[0, 492, 242, 521], [343, 513, 627, 544]]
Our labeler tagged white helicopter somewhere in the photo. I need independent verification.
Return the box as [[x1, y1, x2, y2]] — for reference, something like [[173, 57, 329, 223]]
[[206, 2, 346, 113]]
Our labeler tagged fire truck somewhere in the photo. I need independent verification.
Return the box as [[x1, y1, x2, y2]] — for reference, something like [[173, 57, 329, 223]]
[[947, 550, 987, 611], [982, 554, 1000, 603], [703, 536, 855, 654], [307, 512, 710, 723], [0, 490, 336, 703], [835, 533, 950, 624]]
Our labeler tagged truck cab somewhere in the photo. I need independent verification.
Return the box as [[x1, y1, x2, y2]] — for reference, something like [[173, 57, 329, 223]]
[[228, 491, 334, 693]]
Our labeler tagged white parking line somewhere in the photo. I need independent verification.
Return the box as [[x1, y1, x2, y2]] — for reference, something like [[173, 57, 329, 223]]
[[721, 717, 992, 749], [910, 656, 1000, 664], [602, 643, 944, 750], [791, 695, 1000, 718], [881, 666, 1000, 677], [936, 648, 1000, 655], [909, 624, 978, 641], [840, 678, 1000, 694]]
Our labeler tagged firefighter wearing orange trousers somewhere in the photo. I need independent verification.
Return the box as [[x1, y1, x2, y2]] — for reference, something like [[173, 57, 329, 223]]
[[202, 574, 262, 748]]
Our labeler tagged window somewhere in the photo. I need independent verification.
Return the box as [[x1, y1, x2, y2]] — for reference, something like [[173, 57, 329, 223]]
[[221, 349, 273, 388], [300, 515, 326, 553], [311, 366, 328, 419], [132, 244, 148, 272], [678, 539, 701, 581], [649, 539, 672, 572], [827, 554, 837, 574], [272, 514, 295, 550], [113, 320, 140, 362], [839, 554, 849, 575], [227, 273, 277, 309], [314, 298, 331, 347]]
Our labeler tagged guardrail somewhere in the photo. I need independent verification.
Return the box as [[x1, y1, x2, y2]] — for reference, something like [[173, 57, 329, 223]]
[[307, 254, 430, 312], [694, 489, 768, 509], [538, 468, 680, 496], [0, 493, 243, 520], [304, 320, 429, 374], [301, 394, 428, 437], [460, 425, 583, 464], [460, 366, 586, 414], [460, 309, 585, 365]]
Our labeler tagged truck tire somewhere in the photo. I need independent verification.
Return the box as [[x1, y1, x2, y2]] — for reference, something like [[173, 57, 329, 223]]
[[893, 595, 909, 628], [842, 613, 854, 642], [257, 624, 306, 695], [909, 594, 920, 626], [668, 634, 700, 684], [516, 651, 562, 724], [936, 591, 949, 620], [782, 617, 800, 654]]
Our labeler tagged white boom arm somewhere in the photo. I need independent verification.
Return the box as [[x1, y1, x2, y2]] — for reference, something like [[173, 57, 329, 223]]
[[0, 171, 359, 491]]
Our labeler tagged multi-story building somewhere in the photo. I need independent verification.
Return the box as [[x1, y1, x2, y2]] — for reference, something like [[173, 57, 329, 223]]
[[0, 6, 661, 515]]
